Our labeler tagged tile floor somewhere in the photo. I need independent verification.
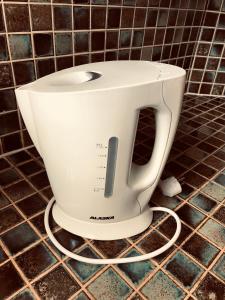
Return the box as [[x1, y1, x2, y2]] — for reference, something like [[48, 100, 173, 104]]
[[0, 94, 224, 300]]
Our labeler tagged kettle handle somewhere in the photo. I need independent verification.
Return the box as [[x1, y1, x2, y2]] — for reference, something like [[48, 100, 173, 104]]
[[129, 101, 173, 191]]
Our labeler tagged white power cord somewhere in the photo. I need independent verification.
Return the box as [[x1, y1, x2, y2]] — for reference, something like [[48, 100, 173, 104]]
[[44, 198, 181, 264]]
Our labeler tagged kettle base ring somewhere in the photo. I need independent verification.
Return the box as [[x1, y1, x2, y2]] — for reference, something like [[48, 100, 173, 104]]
[[45, 198, 181, 264], [52, 200, 153, 240]]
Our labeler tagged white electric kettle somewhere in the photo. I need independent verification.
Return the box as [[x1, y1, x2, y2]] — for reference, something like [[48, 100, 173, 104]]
[[16, 61, 185, 264]]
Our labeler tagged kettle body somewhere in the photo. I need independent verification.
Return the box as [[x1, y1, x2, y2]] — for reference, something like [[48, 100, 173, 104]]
[[16, 61, 185, 240]]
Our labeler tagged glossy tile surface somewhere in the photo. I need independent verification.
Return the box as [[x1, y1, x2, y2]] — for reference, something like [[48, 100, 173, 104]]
[[0, 94, 224, 299]]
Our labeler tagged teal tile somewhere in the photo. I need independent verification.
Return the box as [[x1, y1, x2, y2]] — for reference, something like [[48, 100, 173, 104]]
[[66, 246, 102, 282], [214, 173, 225, 187], [1, 223, 39, 255], [201, 182, 225, 202], [87, 268, 133, 299], [117, 249, 155, 285], [9, 35, 32, 60], [199, 219, 225, 248], [164, 251, 203, 289], [189, 193, 217, 213], [12, 288, 35, 300], [55, 33, 72, 55], [141, 271, 186, 300], [182, 234, 219, 267], [212, 254, 225, 281]]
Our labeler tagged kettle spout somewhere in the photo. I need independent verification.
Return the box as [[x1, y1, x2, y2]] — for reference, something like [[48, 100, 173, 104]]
[[15, 87, 42, 156]]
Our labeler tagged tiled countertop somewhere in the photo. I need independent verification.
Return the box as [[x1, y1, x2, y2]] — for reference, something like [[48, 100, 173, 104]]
[[0, 94, 225, 300]]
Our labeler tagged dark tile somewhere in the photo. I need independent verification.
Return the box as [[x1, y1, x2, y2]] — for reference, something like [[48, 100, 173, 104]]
[[18, 160, 42, 176], [189, 193, 217, 213], [121, 7, 134, 28], [31, 4, 52, 31], [91, 31, 105, 51], [0, 191, 10, 209], [13, 61, 35, 85], [118, 249, 155, 285], [5, 4, 30, 32], [177, 204, 206, 228], [55, 33, 72, 55], [57, 56, 74, 70], [74, 6, 90, 30], [106, 31, 118, 49], [0, 63, 13, 88], [138, 230, 174, 263], [183, 234, 219, 267], [107, 8, 121, 28], [0, 245, 7, 263], [0, 111, 20, 135], [1, 222, 39, 255], [92, 239, 129, 258], [16, 242, 57, 280], [67, 246, 102, 282], [164, 251, 203, 289], [33, 266, 80, 299], [183, 171, 207, 189], [91, 52, 104, 62], [0, 89, 17, 113], [158, 216, 192, 245], [0, 168, 21, 187], [8, 151, 31, 165], [36, 58, 55, 78], [0, 262, 24, 298], [141, 270, 186, 300], [29, 171, 50, 189], [87, 268, 132, 299], [194, 274, 225, 300], [134, 8, 146, 27], [193, 163, 217, 179], [74, 32, 89, 52], [1, 132, 23, 153], [34, 33, 53, 57], [54, 6, 72, 30], [213, 206, 225, 225], [31, 211, 57, 236], [0, 35, 8, 61], [53, 229, 85, 253], [75, 54, 89, 65], [91, 7, 106, 29], [146, 9, 158, 27], [9, 34, 32, 60], [16, 193, 46, 217], [0, 6, 5, 32], [4, 180, 35, 202], [0, 206, 23, 234]]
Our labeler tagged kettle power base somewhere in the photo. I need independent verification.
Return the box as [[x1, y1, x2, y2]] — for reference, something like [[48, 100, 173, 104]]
[[52, 201, 153, 240], [45, 198, 181, 264]]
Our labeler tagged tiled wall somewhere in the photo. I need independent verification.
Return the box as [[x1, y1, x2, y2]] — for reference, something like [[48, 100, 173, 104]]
[[188, 0, 225, 96], [0, 0, 208, 156]]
